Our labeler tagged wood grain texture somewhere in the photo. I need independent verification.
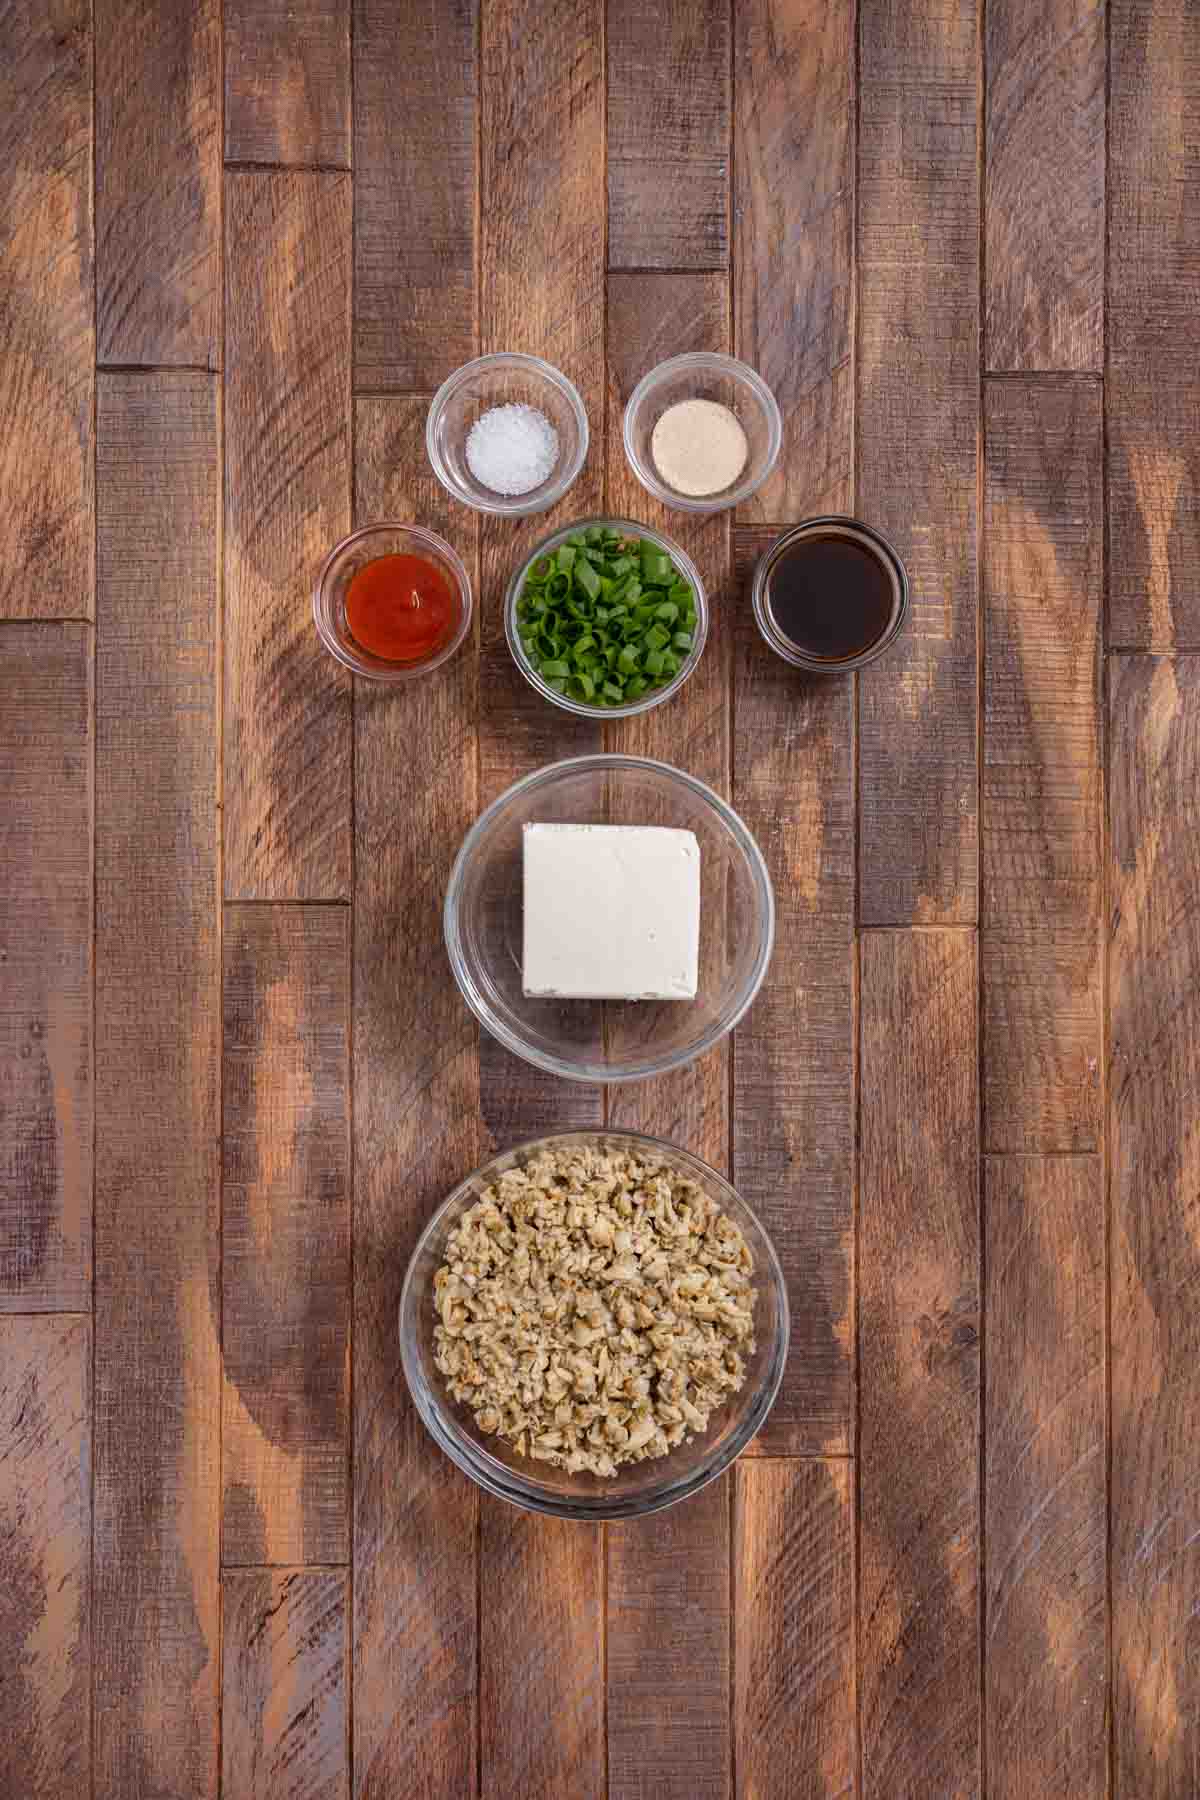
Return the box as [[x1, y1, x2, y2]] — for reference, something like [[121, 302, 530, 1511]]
[[732, 527, 854, 1456], [353, 398, 480, 1800], [608, 1482, 730, 1800], [354, 0, 477, 391], [0, 1315, 90, 1798], [734, 0, 854, 522], [985, 0, 1104, 371], [226, 0, 351, 168], [0, 0, 92, 620], [0, 626, 92, 1310], [859, 929, 980, 1796], [477, 0, 607, 1145], [222, 906, 350, 1566], [1109, 655, 1200, 1793], [94, 372, 220, 1800], [735, 1459, 855, 1800], [982, 378, 1102, 1150], [475, 17, 606, 1793], [224, 171, 352, 901], [858, 0, 980, 924], [1108, 0, 1200, 646], [222, 1570, 348, 1799], [985, 1155, 1106, 1797], [95, 0, 219, 365], [606, 273, 730, 1161], [602, 273, 732, 1800], [480, 1506, 604, 1800], [607, 0, 730, 270]]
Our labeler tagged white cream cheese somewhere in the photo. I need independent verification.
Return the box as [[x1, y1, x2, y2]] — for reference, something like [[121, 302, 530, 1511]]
[[522, 823, 701, 1000]]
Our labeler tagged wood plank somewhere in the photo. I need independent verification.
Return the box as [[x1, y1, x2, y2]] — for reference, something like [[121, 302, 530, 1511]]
[[0, 1315, 90, 1797], [608, 1483, 730, 1800], [352, 397, 480, 1800], [93, 371, 220, 1800], [1110, 654, 1200, 1792], [476, 0, 607, 1143], [354, 0, 477, 391], [605, 273, 730, 1162], [985, 0, 1104, 370], [225, 0, 351, 168], [982, 377, 1102, 1150], [95, 0, 219, 366], [480, 1507, 604, 1800], [858, 0, 980, 924], [731, 526, 854, 1457], [734, 1458, 855, 1799], [222, 1570, 348, 1799], [224, 171, 352, 901], [0, 0, 93, 620], [222, 906, 351, 1566], [602, 272, 732, 1800], [475, 12, 606, 1794], [984, 1155, 1106, 1797], [607, 0, 730, 271], [0, 626, 92, 1310], [859, 928, 980, 1795], [733, 0, 854, 523], [1109, 0, 1200, 646]]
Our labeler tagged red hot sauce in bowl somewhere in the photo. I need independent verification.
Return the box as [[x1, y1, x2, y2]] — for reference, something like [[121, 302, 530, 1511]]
[[345, 553, 457, 663]]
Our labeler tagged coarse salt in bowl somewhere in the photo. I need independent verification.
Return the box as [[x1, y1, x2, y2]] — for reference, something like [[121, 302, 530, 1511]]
[[427, 353, 589, 517]]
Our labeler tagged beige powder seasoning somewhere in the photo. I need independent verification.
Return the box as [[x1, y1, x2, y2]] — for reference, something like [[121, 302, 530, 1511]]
[[651, 397, 749, 497]]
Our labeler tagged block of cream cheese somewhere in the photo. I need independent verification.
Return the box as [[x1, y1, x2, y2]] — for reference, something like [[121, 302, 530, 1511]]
[[522, 823, 700, 1000]]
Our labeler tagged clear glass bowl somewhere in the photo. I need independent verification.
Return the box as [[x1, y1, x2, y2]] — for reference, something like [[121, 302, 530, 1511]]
[[399, 1129, 790, 1520], [312, 523, 472, 681], [426, 352, 589, 516], [504, 515, 708, 720], [443, 755, 775, 1083], [622, 352, 782, 514]]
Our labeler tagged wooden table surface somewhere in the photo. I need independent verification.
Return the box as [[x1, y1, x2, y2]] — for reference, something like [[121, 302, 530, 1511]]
[[2, 0, 1198, 1795]]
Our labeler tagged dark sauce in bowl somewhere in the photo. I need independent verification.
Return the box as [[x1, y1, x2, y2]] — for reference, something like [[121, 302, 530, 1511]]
[[754, 518, 907, 672]]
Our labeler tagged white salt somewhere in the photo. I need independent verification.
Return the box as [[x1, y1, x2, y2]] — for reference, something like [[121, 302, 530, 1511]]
[[466, 403, 560, 496]]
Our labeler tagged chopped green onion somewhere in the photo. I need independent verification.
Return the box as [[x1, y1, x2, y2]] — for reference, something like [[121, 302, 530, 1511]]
[[514, 530, 699, 706]]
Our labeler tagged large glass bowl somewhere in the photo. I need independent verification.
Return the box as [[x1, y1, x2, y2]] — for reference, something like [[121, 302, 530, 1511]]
[[399, 1130, 789, 1520], [504, 516, 708, 721], [443, 755, 775, 1083]]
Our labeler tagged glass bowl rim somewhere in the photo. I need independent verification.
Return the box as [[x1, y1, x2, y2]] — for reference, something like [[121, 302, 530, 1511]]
[[503, 514, 709, 720], [621, 351, 784, 514], [425, 351, 590, 518], [311, 521, 474, 681], [398, 1127, 791, 1519], [750, 513, 911, 672], [442, 752, 776, 1084]]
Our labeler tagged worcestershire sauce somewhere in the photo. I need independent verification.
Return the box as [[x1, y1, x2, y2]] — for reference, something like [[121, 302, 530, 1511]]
[[765, 531, 896, 662]]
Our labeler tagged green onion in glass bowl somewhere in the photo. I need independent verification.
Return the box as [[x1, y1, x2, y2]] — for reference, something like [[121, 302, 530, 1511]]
[[504, 517, 708, 720]]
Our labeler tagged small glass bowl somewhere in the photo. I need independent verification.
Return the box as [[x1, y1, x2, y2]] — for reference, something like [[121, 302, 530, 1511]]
[[312, 523, 472, 681], [622, 352, 782, 514], [750, 515, 910, 672], [505, 515, 708, 721], [399, 1129, 790, 1520], [443, 755, 775, 1084], [426, 352, 589, 516]]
